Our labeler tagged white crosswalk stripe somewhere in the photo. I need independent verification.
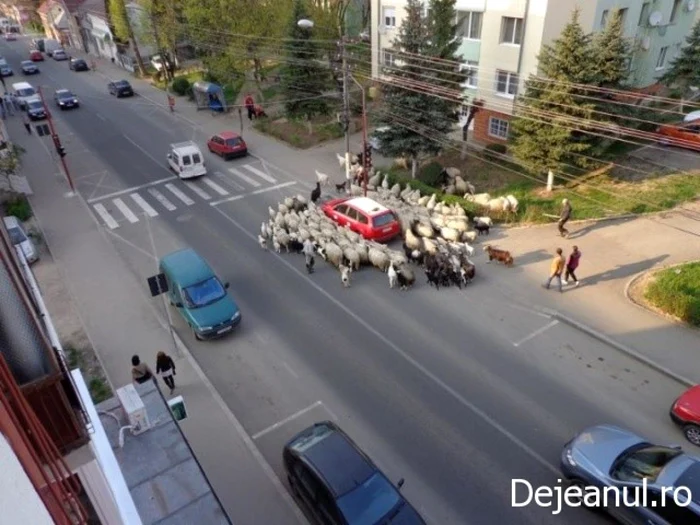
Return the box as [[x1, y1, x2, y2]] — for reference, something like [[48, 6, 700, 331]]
[[93, 203, 119, 229], [130, 193, 158, 217], [165, 183, 195, 205], [201, 178, 229, 196], [148, 188, 177, 211], [215, 171, 244, 191], [113, 198, 139, 223], [228, 167, 261, 187], [243, 164, 277, 184], [184, 181, 212, 200]]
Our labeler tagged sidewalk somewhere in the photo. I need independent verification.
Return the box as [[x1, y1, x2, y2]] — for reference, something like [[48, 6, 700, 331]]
[[5, 117, 305, 524]]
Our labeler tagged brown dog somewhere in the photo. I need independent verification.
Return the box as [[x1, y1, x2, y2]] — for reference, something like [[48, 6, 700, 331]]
[[484, 245, 514, 267]]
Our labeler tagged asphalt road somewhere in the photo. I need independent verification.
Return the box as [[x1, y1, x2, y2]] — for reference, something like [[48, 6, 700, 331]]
[[3, 39, 695, 524]]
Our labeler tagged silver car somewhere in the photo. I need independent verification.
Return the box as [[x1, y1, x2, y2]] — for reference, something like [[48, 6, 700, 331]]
[[561, 424, 700, 524], [3, 215, 38, 263]]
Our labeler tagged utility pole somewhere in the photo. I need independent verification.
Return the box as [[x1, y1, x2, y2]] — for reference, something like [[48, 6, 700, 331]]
[[340, 36, 351, 182], [38, 86, 75, 194], [119, 0, 146, 76]]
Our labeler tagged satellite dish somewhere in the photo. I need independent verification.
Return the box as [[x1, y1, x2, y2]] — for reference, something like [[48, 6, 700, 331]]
[[649, 11, 663, 26], [687, 0, 696, 11], [641, 37, 651, 50]]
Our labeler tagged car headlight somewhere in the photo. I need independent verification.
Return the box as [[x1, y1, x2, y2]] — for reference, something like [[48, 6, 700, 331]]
[[232, 311, 241, 320], [565, 448, 576, 466], [200, 326, 213, 331], [59, 102, 64, 105]]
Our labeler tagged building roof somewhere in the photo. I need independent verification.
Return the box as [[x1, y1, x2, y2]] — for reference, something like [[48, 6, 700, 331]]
[[78, 0, 106, 18], [96, 381, 229, 524]]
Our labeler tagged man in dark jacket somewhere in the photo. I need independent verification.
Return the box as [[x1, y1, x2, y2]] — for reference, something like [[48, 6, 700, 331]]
[[558, 198, 572, 238]]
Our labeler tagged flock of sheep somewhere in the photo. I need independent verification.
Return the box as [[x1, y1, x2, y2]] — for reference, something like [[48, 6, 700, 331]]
[[258, 166, 518, 290]]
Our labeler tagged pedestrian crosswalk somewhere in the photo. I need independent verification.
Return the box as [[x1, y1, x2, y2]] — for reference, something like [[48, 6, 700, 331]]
[[89, 163, 290, 229]]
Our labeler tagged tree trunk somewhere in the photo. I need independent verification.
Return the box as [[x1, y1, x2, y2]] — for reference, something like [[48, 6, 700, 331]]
[[126, 16, 146, 76], [411, 157, 418, 179]]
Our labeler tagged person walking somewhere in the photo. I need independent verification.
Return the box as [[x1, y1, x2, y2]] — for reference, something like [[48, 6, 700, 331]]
[[131, 355, 154, 384], [167, 94, 175, 113], [544, 248, 565, 292], [563, 246, 582, 287], [22, 112, 31, 134], [4, 93, 13, 116], [302, 238, 316, 274], [156, 351, 176, 393], [558, 198, 572, 238], [244, 93, 255, 121], [10, 93, 19, 113]]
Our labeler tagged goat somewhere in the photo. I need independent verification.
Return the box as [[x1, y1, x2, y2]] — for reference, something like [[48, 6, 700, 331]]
[[484, 245, 513, 267], [315, 170, 330, 186], [339, 264, 352, 288]]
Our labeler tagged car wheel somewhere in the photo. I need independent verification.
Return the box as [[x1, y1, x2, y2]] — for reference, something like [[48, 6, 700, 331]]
[[192, 326, 203, 341], [683, 425, 700, 446]]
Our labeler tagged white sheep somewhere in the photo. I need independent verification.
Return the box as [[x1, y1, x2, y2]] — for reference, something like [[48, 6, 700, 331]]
[[368, 247, 391, 272], [426, 194, 437, 211], [422, 238, 438, 255], [469, 193, 491, 206], [446, 218, 469, 232], [454, 176, 468, 195], [278, 203, 289, 214], [414, 221, 434, 239], [321, 242, 344, 268], [315, 170, 330, 186], [272, 231, 290, 252], [268, 206, 276, 220], [440, 227, 461, 243], [343, 247, 361, 271], [461, 231, 478, 243], [474, 216, 493, 227], [444, 167, 460, 179], [486, 197, 508, 213], [505, 194, 519, 213]]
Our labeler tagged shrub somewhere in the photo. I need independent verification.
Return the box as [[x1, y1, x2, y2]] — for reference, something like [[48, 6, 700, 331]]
[[5, 196, 32, 221], [418, 161, 444, 187], [483, 142, 507, 162], [644, 263, 700, 327], [171, 77, 191, 96]]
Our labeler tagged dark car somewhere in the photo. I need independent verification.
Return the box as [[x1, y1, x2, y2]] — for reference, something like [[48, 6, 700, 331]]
[[25, 98, 46, 120], [54, 89, 79, 109], [671, 385, 700, 446], [108, 80, 134, 97], [561, 424, 700, 524], [283, 421, 426, 525], [20, 60, 39, 75], [32, 39, 45, 52], [69, 58, 89, 71], [206, 131, 248, 159]]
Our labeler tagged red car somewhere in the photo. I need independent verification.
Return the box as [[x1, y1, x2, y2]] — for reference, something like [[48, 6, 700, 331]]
[[657, 119, 700, 151], [206, 131, 248, 160], [321, 196, 401, 242], [29, 50, 43, 62], [670, 385, 700, 445]]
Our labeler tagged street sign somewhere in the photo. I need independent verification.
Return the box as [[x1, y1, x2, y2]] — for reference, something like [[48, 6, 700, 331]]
[[147, 273, 168, 297]]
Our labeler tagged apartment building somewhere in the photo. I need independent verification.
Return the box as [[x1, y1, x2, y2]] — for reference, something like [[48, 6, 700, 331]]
[[371, 0, 700, 144]]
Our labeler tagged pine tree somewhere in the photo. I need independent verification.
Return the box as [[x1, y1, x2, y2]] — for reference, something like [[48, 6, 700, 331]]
[[510, 8, 596, 177], [375, 0, 455, 178], [661, 18, 700, 91], [592, 8, 631, 88], [281, 0, 331, 119]]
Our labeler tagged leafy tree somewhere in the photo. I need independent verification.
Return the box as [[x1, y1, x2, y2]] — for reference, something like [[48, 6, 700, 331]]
[[281, 0, 331, 119], [136, 0, 183, 80], [510, 8, 596, 177], [661, 18, 700, 91], [591, 8, 631, 88], [375, 0, 455, 178], [107, 0, 146, 75]]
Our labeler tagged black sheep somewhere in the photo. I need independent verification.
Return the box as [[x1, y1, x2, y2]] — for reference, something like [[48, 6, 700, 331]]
[[288, 239, 304, 253], [310, 182, 321, 203], [474, 222, 490, 236]]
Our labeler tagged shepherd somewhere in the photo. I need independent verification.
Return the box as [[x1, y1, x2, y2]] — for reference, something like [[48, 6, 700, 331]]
[[244, 93, 255, 120], [167, 94, 175, 113]]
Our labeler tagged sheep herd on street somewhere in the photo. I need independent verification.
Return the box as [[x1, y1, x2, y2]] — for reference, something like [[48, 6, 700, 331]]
[[258, 166, 519, 291]]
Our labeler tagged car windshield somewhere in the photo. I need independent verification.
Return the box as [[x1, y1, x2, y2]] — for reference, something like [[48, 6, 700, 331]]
[[28, 101, 42, 110], [182, 277, 226, 308], [116, 81, 129, 88], [192, 153, 202, 163], [21, 61, 32, 66], [372, 212, 395, 228], [225, 138, 242, 147], [337, 472, 401, 525], [7, 226, 26, 245], [17, 88, 35, 97], [611, 444, 682, 483], [58, 91, 73, 98]]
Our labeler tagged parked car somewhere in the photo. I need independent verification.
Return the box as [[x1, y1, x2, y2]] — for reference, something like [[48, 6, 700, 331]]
[[69, 58, 88, 71], [3, 216, 38, 264], [108, 80, 134, 97], [671, 385, 700, 445], [29, 49, 43, 62], [206, 131, 248, 160], [20, 60, 38, 75], [4, 32, 16, 41], [52, 49, 68, 61], [31, 38, 44, 52], [321, 197, 401, 242], [25, 97, 46, 120], [11, 81, 37, 109], [561, 424, 700, 523], [657, 119, 700, 151], [0, 58, 13, 77], [54, 89, 79, 109], [284, 421, 426, 525]]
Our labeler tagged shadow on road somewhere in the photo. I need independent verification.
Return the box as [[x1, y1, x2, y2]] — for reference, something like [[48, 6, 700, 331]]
[[513, 248, 551, 266], [583, 254, 669, 286], [567, 216, 637, 239]]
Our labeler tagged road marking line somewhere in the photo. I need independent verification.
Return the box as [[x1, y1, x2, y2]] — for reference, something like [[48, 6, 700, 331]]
[[95, 113, 106, 121], [130, 193, 158, 217], [165, 183, 194, 205], [122, 133, 173, 174], [282, 362, 299, 379], [228, 167, 261, 187], [184, 181, 212, 200], [215, 171, 245, 191], [210, 181, 297, 206], [87, 176, 177, 203], [513, 320, 559, 347], [243, 164, 277, 183], [112, 198, 139, 223], [201, 178, 229, 196], [93, 203, 119, 229], [148, 188, 176, 211], [252, 401, 323, 440]]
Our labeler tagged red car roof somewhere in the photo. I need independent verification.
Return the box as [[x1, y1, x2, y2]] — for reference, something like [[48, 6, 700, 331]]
[[216, 131, 241, 139]]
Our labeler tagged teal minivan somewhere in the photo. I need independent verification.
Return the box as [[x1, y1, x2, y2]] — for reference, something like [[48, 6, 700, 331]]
[[159, 248, 241, 340]]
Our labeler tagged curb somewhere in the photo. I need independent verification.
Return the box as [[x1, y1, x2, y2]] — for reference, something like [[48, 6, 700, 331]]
[[501, 213, 639, 231], [533, 306, 695, 387]]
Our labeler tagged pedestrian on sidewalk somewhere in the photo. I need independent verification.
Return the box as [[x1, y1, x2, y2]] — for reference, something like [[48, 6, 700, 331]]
[[131, 355, 154, 384], [10, 93, 19, 112], [543, 248, 565, 292], [563, 246, 582, 287], [4, 93, 13, 116], [303, 238, 316, 274], [558, 198, 572, 238], [244, 93, 255, 121], [22, 112, 31, 134], [167, 94, 175, 113], [156, 351, 176, 393]]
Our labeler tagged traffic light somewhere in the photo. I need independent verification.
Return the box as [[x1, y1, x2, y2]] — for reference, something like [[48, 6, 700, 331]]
[[52, 135, 66, 157]]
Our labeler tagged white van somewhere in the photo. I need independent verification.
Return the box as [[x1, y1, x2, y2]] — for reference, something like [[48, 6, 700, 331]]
[[43, 39, 61, 57], [167, 141, 206, 179], [12, 81, 37, 108]]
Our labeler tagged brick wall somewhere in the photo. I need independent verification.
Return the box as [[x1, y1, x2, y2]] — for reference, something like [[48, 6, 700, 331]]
[[473, 108, 512, 145]]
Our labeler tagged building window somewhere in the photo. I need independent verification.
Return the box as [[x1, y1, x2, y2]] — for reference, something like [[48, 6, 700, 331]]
[[460, 61, 478, 88], [656, 46, 669, 69], [382, 49, 396, 67], [601, 9, 609, 27], [457, 11, 482, 40], [496, 70, 519, 97], [383, 7, 396, 28], [488, 117, 510, 139], [618, 7, 628, 25], [500, 17, 523, 45], [670, 0, 682, 23], [638, 2, 650, 26]]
